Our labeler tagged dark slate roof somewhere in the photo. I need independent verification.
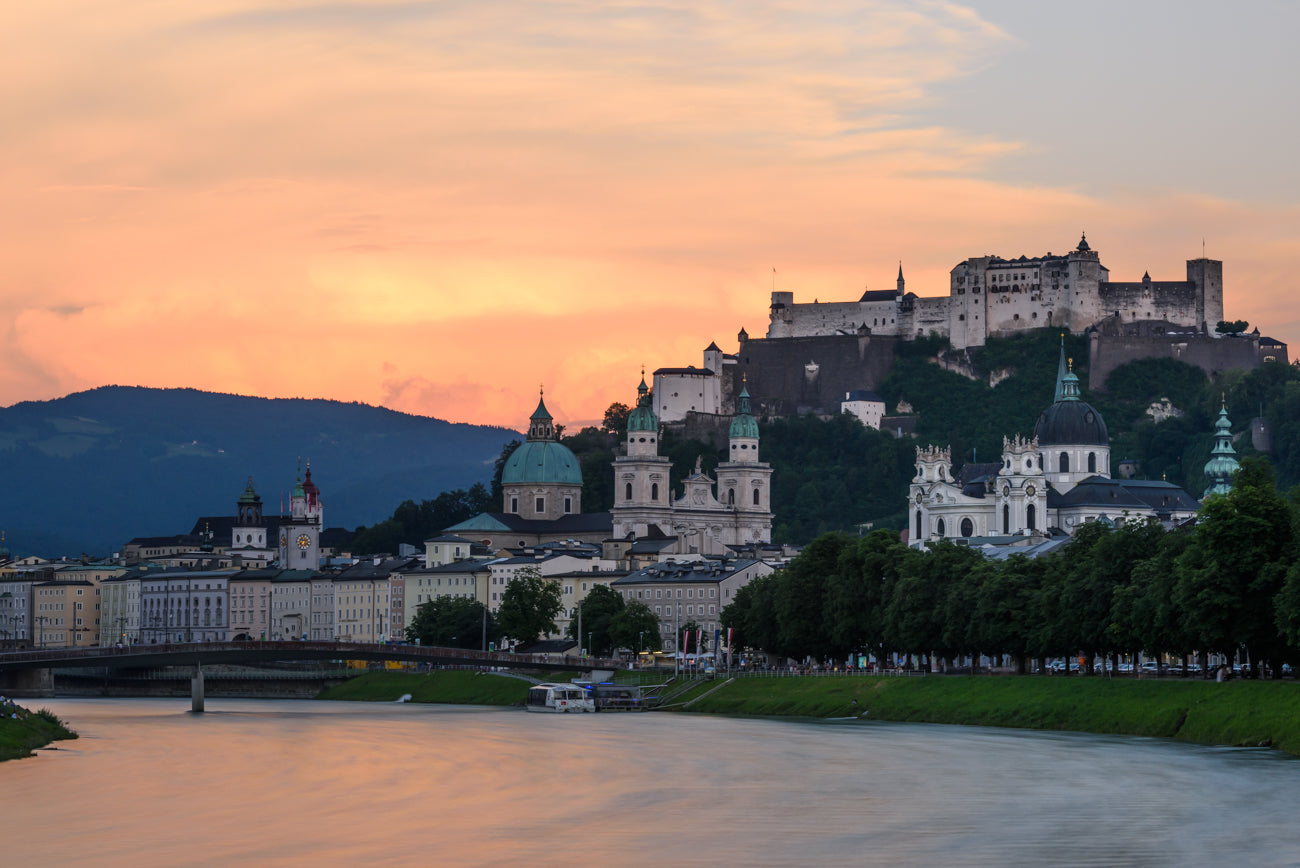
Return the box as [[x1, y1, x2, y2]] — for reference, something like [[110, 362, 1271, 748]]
[[333, 557, 421, 581], [859, 289, 897, 302], [423, 534, 474, 545], [404, 560, 494, 576], [844, 390, 884, 403], [612, 559, 762, 586], [190, 515, 284, 539], [1048, 477, 1198, 514], [957, 462, 1002, 498], [653, 367, 716, 376], [444, 512, 614, 536], [1034, 401, 1108, 446], [126, 534, 202, 548]]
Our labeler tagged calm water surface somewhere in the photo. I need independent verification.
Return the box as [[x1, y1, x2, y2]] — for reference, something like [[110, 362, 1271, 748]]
[[3, 698, 1299, 867]]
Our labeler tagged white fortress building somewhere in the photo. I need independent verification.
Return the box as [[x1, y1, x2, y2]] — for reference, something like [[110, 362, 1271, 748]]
[[767, 235, 1224, 350]]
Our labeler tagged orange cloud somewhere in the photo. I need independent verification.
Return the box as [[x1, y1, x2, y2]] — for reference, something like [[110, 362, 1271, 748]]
[[1, 2, 1296, 432]]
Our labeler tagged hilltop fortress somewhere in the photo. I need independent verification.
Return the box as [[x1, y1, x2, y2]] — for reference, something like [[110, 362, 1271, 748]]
[[655, 235, 1284, 424], [767, 234, 1222, 349]]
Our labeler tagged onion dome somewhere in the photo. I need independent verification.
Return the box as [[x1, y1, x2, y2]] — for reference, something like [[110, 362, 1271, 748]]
[[1034, 347, 1108, 446], [1203, 401, 1240, 497], [627, 374, 657, 432], [503, 390, 583, 485], [238, 477, 261, 505], [1076, 232, 1091, 252], [729, 386, 760, 440]]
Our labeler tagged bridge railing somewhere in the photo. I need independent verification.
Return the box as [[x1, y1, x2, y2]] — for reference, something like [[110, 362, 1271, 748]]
[[0, 640, 626, 671]]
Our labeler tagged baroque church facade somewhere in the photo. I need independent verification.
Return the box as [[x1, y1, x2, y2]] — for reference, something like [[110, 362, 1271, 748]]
[[446, 381, 774, 556], [909, 342, 1201, 548]]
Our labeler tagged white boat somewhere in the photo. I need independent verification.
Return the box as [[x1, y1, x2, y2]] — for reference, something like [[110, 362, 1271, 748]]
[[525, 682, 595, 713]]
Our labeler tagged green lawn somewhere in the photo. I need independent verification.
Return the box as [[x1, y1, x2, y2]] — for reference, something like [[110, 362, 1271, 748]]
[[0, 705, 78, 762], [316, 670, 532, 705]]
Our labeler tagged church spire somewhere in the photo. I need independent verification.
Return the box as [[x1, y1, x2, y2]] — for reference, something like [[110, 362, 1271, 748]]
[[1203, 399, 1240, 498], [528, 387, 557, 440], [1053, 334, 1069, 403]]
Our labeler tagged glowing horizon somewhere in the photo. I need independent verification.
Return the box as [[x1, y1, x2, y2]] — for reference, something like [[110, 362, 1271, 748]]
[[4, 1, 1298, 431]]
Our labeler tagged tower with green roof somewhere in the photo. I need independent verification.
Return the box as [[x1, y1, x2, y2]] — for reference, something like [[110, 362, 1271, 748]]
[[715, 381, 773, 543], [611, 374, 674, 539], [279, 461, 324, 567], [501, 390, 584, 520], [1203, 401, 1240, 498]]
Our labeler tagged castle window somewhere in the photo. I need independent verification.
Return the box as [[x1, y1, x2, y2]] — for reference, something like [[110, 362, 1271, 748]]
[[960, 517, 973, 538], [1088, 452, 1097, 473], [959, 314, 965, 321], [936, 518, 946, 537], [1014, 313, 1020, 320], [1059, 453, 1069, 473]]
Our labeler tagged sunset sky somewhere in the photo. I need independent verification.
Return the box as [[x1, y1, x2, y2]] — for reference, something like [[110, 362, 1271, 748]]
[[5, 0, 1298, 430]]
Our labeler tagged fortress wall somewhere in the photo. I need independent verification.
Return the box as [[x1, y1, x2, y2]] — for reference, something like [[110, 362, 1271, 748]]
[[768, 299, 868, 338], [732, 333, 899, 416], [985, 288, 1060, 336], [1096, 283, 1200, 328], [1088, 333, 1262, 392]]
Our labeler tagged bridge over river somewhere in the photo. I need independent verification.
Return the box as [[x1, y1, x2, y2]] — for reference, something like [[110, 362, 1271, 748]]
[[0, 641, 624, 710]]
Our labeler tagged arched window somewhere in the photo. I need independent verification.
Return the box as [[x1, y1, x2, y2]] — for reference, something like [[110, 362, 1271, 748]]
[[936, 518, 946, 537], [1088, 452, 1097, 473], [727, 488, 735, 505], [652, 482, 659, 500], [1027, 504, 1036, 531], [916, 510, 922, 540], [1059, 453, 1069, 473], [960, 517, 973, 538], [625, 482, 632, 501], [1002, 504, 1010, 534], [753, 488, 760, 506]]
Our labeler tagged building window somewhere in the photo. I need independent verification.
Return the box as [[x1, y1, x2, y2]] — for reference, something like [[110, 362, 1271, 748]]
[[1059, 453, 1069, 473], [651, 482, 659, 500], [1003, 504, 1009, 534], [960, 517, 973, 538], [1027, 504, 1036, 531], [1088, 452, 1097, 473], [535, 497, 545, 513], [916, 510, 922, 540], [936, 518, 945, 537], [563, 497, 572, 514], [753, 488, 760, 506], [510, 497, 518, 513], [625, 483, 633, 501]]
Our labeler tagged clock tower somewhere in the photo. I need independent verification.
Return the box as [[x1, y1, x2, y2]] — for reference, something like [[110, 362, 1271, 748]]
[[278, 462, 324, 568]]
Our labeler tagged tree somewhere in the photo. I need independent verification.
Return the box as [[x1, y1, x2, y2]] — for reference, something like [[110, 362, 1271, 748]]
[[490, 439, 522, 504], [611, 601, 662, 653], [721, 573, 779, 657], [496, 567, 563, 645], [1216, 320, 1250, 335], [602, 402, 632, 437], [405, 597, 498, 650], [565, 584, 624, 656], [678, 620, 703, 653]]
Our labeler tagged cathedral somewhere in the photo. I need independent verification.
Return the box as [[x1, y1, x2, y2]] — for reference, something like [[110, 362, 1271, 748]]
[[445, 380, 774, 556], [909, 341, 1201, 548]]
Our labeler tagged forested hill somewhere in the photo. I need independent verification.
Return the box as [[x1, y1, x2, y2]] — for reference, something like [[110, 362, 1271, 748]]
[[0, 387, 517, 557]]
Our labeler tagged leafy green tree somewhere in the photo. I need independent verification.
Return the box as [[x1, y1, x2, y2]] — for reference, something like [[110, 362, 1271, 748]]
[[773, 533, 854, 661], [1216, 320, 1250, 335], [352, 483, 494, 553], [496, 567, 563, 644], [721, 573, 779, 656], [1176, 458, 1294, 671], [602, 402, 631, 437], [1121, 528, 1195, 673], [611, 601, 662, 653], [678, 620, 703, 653], [405, 597, 498, 650], [824, 530, 906, 662], [972, 555, 1044, 674], [566, 584, 624, 656], [490, 439, 522, 504]]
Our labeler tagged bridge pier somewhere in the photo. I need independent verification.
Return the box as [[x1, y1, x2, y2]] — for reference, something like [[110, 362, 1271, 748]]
[[191, 664, 204, 713], [0, 667, 54, 698]]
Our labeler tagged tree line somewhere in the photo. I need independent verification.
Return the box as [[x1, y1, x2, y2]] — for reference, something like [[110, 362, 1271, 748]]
[[723, 458, 1300, 677]]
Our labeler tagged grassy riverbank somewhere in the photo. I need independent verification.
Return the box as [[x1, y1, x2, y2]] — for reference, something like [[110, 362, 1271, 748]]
[[316, 671, 534, 705], [683, 675, 1300, 754], [0, 705, 78, 761]]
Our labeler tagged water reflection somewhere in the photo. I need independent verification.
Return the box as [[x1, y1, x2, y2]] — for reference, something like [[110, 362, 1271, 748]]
[[4, 699, 1298, 867]]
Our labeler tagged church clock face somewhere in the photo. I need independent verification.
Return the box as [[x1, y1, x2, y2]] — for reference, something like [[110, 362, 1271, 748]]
[[297, 534, 311, 550]]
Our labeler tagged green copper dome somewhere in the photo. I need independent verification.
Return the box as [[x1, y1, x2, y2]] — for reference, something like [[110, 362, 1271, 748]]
[[627, 375, 657, 432], [1203, 402, 1240, 497], [729, 387, 760, 439], [502, 440, 583, 485], [238, 477, 261, 505]]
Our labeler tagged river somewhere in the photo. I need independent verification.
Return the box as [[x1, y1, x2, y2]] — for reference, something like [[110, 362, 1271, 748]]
[[3, 698, 1298, 866]]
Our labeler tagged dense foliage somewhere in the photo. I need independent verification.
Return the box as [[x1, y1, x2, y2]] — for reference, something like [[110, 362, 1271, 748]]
[[351, 484, 494, 554], [563, 584, 662, 656], [404, 596, 499, 650], [496, 567, 564, 644], [723, 459, 1300, 676]]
